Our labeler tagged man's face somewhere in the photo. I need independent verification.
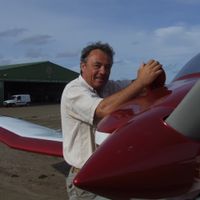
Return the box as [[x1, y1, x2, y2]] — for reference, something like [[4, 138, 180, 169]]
[[81, 49, 112, 91]]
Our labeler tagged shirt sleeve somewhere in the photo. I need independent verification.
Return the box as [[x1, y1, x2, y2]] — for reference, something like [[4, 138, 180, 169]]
[[64, 85, 103, 125]]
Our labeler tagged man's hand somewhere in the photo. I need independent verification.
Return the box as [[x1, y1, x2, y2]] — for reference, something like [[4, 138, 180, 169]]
[[136, 59, 163, 87], [95, 59, 165, 119]]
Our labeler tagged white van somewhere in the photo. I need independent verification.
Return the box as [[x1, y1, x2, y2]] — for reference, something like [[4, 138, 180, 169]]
[[3, 94, 31, 107]]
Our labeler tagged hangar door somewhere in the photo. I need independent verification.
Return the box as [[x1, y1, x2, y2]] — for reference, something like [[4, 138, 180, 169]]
[[4, 81, 66, 103]]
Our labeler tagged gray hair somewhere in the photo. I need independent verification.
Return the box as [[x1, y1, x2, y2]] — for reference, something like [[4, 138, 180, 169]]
[[80, 41, 115, 65]]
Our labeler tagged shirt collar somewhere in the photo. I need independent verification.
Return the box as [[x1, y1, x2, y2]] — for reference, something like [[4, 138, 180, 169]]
[[78, 75, 103, 97], [78, 75, 94, 92]]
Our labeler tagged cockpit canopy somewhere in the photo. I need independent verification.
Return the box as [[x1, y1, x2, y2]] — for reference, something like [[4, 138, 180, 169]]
[[173, 53, 200, 81]]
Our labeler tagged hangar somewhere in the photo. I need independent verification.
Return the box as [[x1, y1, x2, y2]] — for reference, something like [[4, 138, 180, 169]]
[[0, 61, 79, 106]]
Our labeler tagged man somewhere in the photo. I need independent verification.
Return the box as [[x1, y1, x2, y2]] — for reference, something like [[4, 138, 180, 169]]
[[61, 41, 163, 199]]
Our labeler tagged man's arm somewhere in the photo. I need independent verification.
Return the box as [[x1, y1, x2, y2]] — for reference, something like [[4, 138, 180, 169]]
[[95, 60, 163, 119]]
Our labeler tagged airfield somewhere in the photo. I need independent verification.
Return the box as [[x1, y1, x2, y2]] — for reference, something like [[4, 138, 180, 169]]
[[0, 104, 69, 200], [1, 104, 200, 200]]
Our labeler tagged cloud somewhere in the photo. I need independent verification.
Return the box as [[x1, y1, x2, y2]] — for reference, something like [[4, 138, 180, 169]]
[[0, 59, 12, 65], [154, 26, 184, 38], [123, 24, 200, 63], [18, 34, 54, 45], [0, 28, 27, 38], [153, 25, 200, 56], [0, 54, 12, 65], [25, 48, 48, 59], [56, 51, 79, 58], [106, 24, 200, 82], [0, 1, 199, 83]]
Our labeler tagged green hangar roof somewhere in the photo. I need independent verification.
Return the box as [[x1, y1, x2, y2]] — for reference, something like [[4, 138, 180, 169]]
[[0, 61, 79, 82]]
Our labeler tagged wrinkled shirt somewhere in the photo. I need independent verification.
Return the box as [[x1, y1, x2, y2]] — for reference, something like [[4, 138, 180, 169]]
[[61, 75, 130, 168]]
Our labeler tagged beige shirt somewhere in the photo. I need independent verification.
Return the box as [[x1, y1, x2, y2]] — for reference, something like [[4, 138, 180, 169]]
[[61, 75, 130, 168]]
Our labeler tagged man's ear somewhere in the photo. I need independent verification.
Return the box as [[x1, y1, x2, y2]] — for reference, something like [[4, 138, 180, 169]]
[[80, 62, 86, 72]]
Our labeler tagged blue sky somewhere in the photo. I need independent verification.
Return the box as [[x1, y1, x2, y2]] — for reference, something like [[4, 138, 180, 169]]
[[0, 0, 200, 82]]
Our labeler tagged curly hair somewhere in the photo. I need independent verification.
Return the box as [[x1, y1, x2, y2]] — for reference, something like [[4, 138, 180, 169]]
[[80, 41, 115, 65]]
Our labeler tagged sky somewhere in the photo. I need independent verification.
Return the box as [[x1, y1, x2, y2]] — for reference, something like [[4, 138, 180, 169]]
[[0, 0, 200, 82]]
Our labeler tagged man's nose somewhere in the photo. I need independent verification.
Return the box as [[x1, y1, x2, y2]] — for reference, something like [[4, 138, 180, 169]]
[[99, 66, 107, 74]]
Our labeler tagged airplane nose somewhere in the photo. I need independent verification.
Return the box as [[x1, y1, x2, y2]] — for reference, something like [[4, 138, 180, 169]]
[[74, 107, 199, 199]]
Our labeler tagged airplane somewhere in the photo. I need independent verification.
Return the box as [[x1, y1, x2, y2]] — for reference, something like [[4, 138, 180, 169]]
[[73, 53, 200, 199], [0, 53, 200, 199]]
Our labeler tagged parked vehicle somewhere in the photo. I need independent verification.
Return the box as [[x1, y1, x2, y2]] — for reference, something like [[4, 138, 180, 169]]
[[3, 94, 31, 107]]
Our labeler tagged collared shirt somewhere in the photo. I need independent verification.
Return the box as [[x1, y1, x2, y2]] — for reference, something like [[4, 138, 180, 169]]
[[61, 75, 131, 168]]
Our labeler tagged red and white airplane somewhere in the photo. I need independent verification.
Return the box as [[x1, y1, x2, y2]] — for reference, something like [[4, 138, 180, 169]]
[[1, 53, 200, 199]]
